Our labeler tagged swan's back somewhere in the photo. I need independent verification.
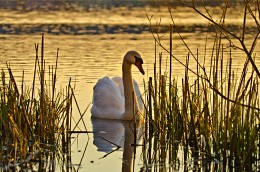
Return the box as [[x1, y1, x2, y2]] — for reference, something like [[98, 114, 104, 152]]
[[91, 76, 143, 119], [91, 77, 125, 119]]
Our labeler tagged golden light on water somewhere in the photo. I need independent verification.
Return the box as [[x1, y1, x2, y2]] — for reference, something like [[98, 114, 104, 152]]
[[0, 1, 260, 171]]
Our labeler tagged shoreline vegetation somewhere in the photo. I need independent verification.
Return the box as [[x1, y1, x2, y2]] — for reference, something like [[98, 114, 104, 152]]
[[142, 0, 259, 171], [0, 35, 89, 171], [0, 0, 259, 171]]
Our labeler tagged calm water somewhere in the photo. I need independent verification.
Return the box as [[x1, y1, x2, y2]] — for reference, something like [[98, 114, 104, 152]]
[[0, 2, 259, 171]]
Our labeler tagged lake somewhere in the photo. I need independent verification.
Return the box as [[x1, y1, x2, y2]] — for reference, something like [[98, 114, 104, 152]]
[[0, 1, 259, 171]]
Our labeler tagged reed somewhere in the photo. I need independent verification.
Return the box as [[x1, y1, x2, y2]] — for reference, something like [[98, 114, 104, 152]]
[[143, 37, 260, 171], [0, 35, 77, 170], [143, 0, 260, 171]]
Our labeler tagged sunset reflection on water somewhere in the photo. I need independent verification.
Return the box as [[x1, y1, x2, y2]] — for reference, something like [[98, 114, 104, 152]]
[[0, 1, 259, 171]]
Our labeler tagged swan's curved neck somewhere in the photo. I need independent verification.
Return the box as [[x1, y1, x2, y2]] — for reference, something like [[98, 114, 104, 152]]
[[122, 61, 140, 120]]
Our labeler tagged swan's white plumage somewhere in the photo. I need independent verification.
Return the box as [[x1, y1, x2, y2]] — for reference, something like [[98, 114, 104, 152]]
[[91, 50, 144, 120], [91, 76, 124, 119], [91, 76, 143, 119]]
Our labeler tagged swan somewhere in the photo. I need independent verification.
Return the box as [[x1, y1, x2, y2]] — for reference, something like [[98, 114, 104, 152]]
[[91, 50, 145, 120]]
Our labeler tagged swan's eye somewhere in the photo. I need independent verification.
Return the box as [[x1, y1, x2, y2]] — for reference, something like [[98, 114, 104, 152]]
[[134, 56, 143, 65]]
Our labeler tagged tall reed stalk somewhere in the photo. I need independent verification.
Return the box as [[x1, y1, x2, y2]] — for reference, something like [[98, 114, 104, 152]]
[[143, 34, 260, 171], [0, 35, 75, 170], [143, 0, 260, 171]]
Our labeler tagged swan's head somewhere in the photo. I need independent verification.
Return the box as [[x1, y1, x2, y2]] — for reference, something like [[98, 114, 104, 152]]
[[124, 50, 145, 75]]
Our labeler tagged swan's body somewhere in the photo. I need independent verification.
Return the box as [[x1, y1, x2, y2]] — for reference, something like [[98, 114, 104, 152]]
[[91, 51, 144, 120]]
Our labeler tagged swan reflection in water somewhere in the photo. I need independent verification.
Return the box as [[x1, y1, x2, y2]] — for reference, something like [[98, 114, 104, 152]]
[[91, 118, 143, 172]]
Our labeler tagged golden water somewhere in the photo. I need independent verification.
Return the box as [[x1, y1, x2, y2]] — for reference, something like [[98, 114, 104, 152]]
[[0, 3, 259, 171]]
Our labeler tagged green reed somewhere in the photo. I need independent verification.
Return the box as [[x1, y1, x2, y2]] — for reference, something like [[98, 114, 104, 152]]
[[0, 35, 75, 170], [143, 1, 260, 170]]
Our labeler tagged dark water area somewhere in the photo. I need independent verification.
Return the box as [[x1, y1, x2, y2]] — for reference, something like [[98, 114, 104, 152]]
[[0, 23, 151, 35], [1, 23, 258, 36]]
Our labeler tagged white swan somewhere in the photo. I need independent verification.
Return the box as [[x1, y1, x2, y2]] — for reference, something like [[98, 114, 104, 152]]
[[91, 50, 145, 120]]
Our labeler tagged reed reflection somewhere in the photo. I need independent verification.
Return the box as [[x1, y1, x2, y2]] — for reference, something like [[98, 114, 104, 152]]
[[91, 118, 142, 172]]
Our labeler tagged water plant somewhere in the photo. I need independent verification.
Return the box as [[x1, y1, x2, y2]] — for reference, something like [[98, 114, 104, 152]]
[[0, 35, 84, 171], [142, 0, 260, 171]]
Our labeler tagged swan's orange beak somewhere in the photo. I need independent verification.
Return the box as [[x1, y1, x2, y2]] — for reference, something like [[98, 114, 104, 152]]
[[135, 60, 145, 75]]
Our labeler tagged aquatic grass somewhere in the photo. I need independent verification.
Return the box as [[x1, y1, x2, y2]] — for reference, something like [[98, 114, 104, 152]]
[[0, 35, 87, 171], [143, 0, 260, 171], [143, 40, 260, 171]]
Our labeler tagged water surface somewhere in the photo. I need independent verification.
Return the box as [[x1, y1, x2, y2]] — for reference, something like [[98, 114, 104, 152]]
[[0, 2, 259, 171]]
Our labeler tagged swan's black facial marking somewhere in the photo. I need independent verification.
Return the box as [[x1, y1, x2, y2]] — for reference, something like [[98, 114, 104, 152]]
[[134, 55, 145, 75], [134, 56, 143, 65]]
